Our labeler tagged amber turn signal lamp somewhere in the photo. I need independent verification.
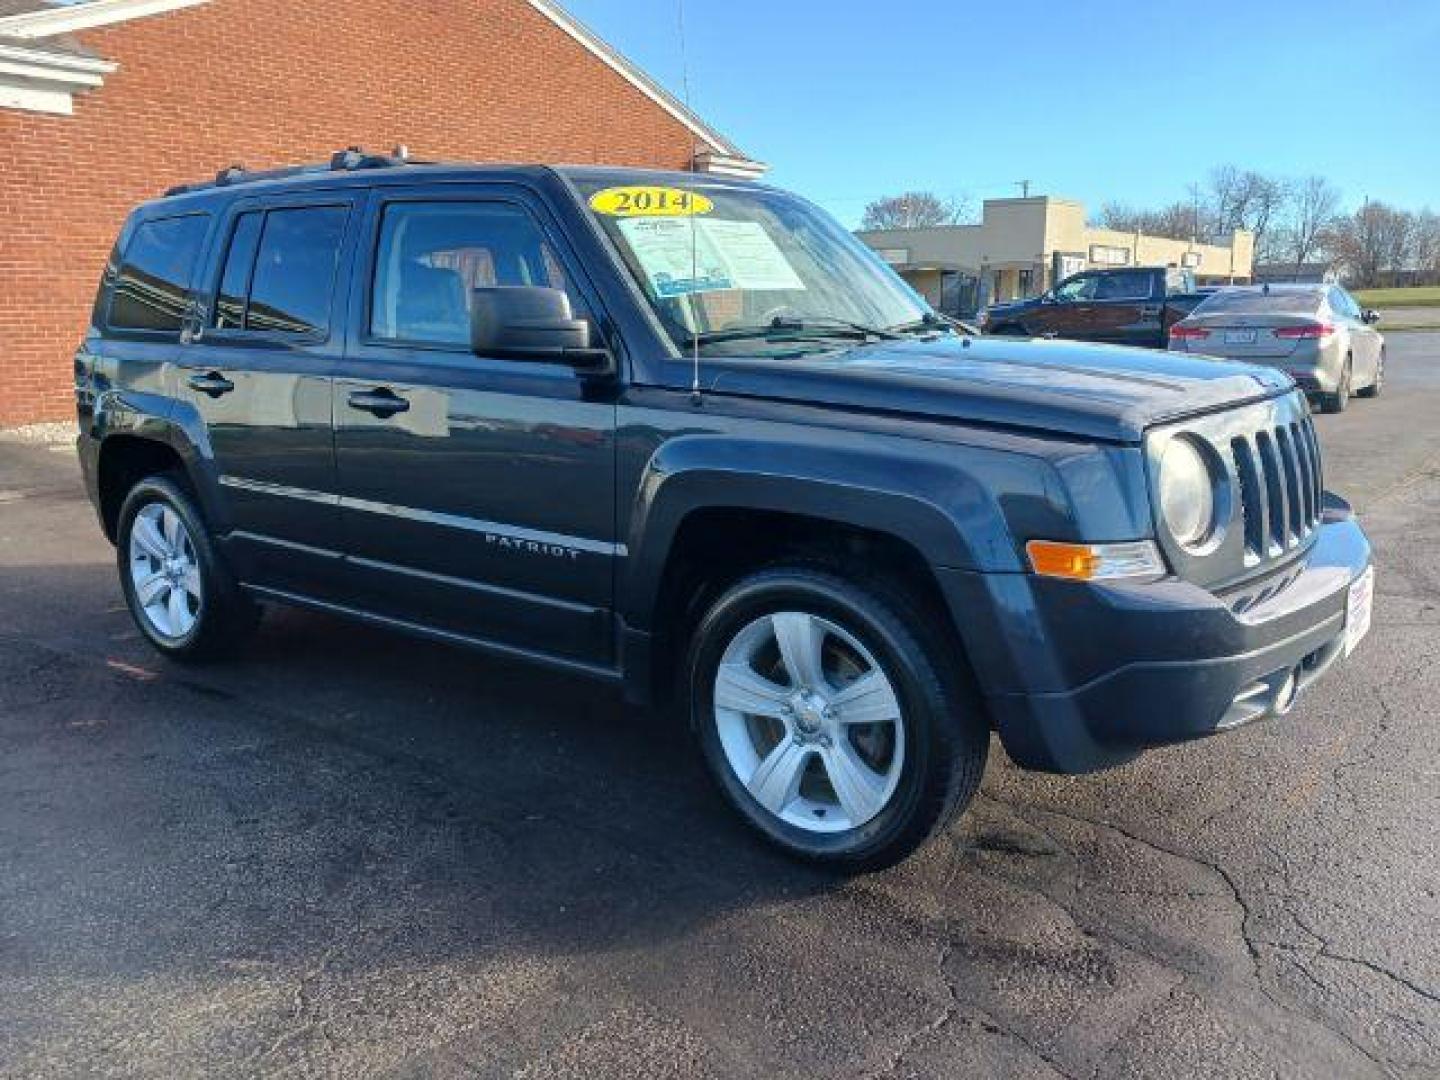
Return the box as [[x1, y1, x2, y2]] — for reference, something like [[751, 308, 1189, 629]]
[[1025, 540, 1166, 582]]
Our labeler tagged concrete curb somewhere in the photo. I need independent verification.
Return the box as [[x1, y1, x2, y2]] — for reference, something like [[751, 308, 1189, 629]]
[[0, 422, 80, 446]]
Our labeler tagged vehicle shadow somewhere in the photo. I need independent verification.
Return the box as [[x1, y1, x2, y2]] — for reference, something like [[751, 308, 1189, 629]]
[[3, 558, 1398, 1076], [0, 559, 850, 963]]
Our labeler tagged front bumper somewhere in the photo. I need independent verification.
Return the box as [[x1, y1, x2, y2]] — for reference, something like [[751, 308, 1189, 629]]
[[939, 507, 1372, 773]]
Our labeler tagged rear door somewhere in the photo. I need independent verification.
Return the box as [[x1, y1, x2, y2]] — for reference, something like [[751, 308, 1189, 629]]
[[177, 192, 360, 595], [331, 183, 619, 666], [1089, 270, 1159, 348]]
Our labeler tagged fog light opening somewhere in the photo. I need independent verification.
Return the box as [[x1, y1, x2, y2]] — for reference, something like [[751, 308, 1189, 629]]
[[1272, 667, 1301, 717]]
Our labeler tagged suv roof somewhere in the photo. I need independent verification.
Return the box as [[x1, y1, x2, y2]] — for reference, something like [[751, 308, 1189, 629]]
[[150, 149, 766, 211]]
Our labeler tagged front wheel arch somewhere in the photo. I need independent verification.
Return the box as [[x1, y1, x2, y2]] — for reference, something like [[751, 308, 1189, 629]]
[[638, 507, 985, 715]]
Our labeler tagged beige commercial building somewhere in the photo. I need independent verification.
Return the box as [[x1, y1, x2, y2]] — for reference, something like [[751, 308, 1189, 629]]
[[858, 195, 1254, 317]]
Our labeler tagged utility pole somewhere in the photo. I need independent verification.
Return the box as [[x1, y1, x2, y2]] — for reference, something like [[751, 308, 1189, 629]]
[[1016, 180, 1031, 199], [1182, 181, 1205, 243]]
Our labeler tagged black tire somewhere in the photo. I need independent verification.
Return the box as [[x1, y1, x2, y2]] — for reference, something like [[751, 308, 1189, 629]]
[[1356, 350, 1384, 398], [1322, 357, 1352, 414], [116, 475, 260, 662], [685, 565, 989, 872]]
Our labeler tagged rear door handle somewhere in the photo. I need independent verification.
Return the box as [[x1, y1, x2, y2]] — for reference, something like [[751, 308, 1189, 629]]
[[347, 387, 411, 418], [187, 371, 234, 398]]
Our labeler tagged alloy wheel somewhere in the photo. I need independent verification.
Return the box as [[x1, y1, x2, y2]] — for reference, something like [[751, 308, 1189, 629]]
[[128, 502, 202, 639], [713, 611, 905, 833]]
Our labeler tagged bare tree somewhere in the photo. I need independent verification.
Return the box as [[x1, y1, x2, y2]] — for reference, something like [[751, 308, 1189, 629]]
[[1328, 201, 1415, 287], [860, 191, 972, 231], [1094, 201, 1194, 241], [1207, 165, 1246, 236], [1283, 176, 1341, 269], [1248, 177, 1291, 262], [1206, 166, 1290, 259], [1094, 202, 1143, 232], [1412, 210, 1440, 282]]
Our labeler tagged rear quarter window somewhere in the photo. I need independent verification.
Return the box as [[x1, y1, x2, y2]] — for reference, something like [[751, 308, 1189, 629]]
[[107, 214, 211, 334]]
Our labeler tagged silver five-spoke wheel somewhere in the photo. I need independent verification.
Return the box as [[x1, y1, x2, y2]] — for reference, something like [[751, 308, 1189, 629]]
[[128, 502, 202, 639], [713, 611, 905, 833]]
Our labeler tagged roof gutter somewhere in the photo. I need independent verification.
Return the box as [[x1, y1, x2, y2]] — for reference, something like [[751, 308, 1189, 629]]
[[0, 38, 117, 114], [0, 0, 208, 37]]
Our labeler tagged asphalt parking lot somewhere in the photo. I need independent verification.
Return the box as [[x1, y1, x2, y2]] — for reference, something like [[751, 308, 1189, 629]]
[[2, 336, 1438, 1079]]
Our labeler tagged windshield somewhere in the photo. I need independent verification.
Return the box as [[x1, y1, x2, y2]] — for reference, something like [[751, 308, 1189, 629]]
[[574, 178, 932, 355]]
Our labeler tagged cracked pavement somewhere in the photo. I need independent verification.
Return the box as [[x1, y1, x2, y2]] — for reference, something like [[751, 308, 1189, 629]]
[[2, 334, 1438, 1078]]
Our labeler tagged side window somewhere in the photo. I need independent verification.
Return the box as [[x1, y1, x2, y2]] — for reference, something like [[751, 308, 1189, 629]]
[[370, 201, 583, 347], [209, 206, 347, 335], [239, 206, 348, 336], [1053, 274, 1097, 302], [1095, 271, 1152, 300], [108, 214, 211, 333], [213, 212, 263, 330]]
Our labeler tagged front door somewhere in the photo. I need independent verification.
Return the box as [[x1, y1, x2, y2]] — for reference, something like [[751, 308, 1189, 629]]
[[176, 193, 359, 595], [1029, 271, 1098, 338], [331, 186, 618, 667]]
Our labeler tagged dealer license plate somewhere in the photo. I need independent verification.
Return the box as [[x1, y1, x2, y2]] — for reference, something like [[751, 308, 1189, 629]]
[[1345, 566, 1374, 656], [1225, 329, 1257, 345]]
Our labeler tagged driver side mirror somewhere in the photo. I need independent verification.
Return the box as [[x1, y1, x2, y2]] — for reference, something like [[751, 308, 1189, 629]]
[[471, 286, 613, 373], [1362, 308, 1381, 325]]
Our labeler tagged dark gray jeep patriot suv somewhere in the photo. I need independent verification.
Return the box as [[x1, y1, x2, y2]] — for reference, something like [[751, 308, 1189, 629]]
[[76, 151, 1375, 870]]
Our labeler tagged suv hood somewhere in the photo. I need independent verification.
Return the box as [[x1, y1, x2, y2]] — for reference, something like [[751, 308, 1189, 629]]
[[703, 336, 1295, 443]]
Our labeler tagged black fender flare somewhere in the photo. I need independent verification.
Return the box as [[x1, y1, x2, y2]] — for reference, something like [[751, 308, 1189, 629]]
[[618, 433, 1022, 632], [91, 387, 228, 534]]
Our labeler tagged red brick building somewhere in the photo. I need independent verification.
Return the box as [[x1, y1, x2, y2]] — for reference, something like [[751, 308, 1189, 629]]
[[0, 0, 761, 424]]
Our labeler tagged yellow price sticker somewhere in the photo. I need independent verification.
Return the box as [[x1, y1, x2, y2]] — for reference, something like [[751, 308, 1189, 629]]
[[589, 186, 714, 218]]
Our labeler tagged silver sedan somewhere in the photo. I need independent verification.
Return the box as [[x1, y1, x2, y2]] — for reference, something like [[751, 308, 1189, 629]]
[[1168, 284, 1384, 413]]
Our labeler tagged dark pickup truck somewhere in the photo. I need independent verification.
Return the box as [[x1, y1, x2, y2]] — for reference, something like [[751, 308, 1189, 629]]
[[980, 266, 1205, 348], [76, 155, 1373, 870]]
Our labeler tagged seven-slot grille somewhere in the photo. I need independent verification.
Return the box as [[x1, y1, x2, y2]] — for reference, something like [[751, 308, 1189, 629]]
[[1230, 414, 1323, 563]]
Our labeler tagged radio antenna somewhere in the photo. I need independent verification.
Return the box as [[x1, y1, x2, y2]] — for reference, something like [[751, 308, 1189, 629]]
[[677, 0, 702, 405]]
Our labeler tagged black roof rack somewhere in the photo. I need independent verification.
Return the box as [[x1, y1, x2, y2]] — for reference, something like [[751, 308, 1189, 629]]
[[164, 146, 417, 197]]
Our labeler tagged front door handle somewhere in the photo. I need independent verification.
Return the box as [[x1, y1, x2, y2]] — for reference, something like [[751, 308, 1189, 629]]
[[347, 387, 411, 418], [187, 371, 235, 398]]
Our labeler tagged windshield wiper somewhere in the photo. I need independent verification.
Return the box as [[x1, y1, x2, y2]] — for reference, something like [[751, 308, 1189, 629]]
[[686, 315, 903, 348], [773, 315, 905, 340], [887, 312, 976, 336]]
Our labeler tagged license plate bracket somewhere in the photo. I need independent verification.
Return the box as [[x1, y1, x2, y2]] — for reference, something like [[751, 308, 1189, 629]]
[[1345, 565, 1374, 656]]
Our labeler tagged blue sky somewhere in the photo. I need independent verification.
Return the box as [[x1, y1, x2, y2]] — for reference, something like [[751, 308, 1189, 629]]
[[562, 0, 1440, 226]]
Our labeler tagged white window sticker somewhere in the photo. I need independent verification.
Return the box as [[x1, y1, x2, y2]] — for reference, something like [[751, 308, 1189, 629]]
[[618, 217, 733, 298], [696, 220, 806, 292], [616, 216, 806, 299]]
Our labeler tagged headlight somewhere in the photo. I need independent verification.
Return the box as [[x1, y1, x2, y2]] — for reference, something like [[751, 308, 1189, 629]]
[[1158, 437, 1217, 550]]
